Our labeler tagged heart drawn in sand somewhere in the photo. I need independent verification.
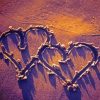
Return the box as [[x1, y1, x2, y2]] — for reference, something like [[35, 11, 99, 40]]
[[0, 25, 55, 78], [0, 25, 99, 91], [37, 41, 99, 91]]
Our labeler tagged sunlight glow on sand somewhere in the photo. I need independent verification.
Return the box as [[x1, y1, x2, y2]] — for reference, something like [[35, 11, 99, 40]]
[[46, 15, 97, 36]]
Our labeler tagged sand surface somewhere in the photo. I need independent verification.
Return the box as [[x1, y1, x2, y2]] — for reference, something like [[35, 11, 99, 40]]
[[0, 0, 100, 100]]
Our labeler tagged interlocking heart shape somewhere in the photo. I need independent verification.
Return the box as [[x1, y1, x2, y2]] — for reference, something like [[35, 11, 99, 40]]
[[0, 25, 99, 91]]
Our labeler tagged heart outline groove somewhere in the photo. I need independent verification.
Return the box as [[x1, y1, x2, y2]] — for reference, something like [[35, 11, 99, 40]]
[[0, 25, 100, 92]]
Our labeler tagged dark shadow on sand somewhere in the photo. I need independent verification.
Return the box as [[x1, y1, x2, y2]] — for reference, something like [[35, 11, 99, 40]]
[[64, 86, 81, 100], [18, 73, 35, 100]]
